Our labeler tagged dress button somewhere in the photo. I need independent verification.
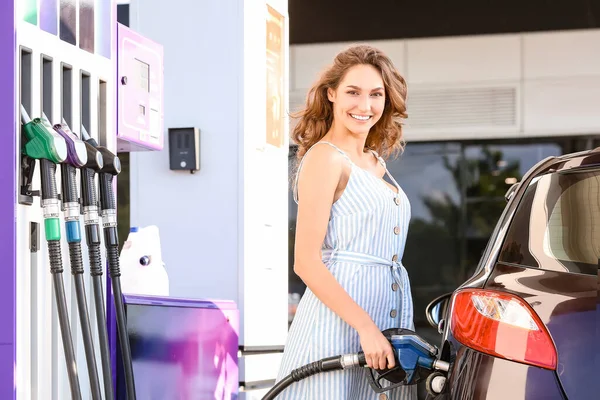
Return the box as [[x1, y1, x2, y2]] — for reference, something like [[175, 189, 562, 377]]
[[392, 254, 398, 262], [390, 309, 397, 318], [394, 197, 401, 205], [379, 394, 388, 400], [392, 283, 399, 291], [393, 226, 400, 235]]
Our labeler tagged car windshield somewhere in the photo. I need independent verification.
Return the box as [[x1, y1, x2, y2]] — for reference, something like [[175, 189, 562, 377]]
[[499, 166, 600, 275]]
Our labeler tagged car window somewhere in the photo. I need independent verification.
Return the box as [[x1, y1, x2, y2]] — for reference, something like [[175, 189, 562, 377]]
[[499, 167, 599, 275]]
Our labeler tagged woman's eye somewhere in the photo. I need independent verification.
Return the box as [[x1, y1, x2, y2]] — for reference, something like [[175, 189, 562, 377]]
[[372, 92, 383, 97], [347, 91, 358, 95]]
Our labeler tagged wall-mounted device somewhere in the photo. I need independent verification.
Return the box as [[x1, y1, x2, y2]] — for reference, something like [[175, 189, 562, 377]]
[[168, 127, 200, 174], [116, 23, 164, 152]]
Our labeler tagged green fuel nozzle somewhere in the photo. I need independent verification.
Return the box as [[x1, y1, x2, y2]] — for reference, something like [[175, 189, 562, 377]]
[[21, 106, 68, 164]]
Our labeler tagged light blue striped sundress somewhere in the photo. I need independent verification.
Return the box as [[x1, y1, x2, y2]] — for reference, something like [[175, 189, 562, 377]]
[[276, 141, 416, 400]]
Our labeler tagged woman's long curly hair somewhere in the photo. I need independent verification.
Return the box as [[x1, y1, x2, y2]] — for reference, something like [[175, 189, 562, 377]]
[[292, 44, 408, 161]]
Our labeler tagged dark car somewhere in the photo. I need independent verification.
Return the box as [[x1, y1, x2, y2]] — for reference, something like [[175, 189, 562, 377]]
[[424, 147, 599, 399]]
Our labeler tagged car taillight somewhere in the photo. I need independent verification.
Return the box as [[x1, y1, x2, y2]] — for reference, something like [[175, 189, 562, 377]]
[[450, 288, 557, 370]]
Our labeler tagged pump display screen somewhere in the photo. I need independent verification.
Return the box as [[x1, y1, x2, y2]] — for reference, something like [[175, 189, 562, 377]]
[[118, 299, 239, 399], [135, 58, 149, 92]]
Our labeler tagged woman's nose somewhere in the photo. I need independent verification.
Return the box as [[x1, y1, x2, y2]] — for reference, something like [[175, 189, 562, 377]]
[[357, 95, 371, 112]]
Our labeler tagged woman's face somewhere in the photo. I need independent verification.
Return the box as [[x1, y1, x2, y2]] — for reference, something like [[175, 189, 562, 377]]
[[328, 64, 386, 136]]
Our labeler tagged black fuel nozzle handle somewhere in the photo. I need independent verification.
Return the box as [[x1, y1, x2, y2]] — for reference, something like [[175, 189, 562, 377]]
[[61, 164, 79, 204], [96, 150, 120, 222], [80, 143, 103, 208], [41, 159, 59, 201], [97, 147, 121, 177], [80, 129, 121, 209], [98, 173, 117, 212], [84, 141, 104, 171]]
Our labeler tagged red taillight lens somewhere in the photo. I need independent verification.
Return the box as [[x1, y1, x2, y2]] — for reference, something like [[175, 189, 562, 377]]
[[450, 289, 557, 370]]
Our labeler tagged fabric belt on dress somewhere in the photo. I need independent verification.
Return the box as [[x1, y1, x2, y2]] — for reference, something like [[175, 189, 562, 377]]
[[321, 249, 395, 267], [321, 249, 408, 295]]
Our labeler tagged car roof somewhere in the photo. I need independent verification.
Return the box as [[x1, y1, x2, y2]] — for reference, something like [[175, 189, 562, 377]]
[[544, 146, 600, 174]]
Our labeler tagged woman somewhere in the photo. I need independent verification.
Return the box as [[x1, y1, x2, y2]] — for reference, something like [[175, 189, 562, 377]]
[[276, 45, 415, 400]]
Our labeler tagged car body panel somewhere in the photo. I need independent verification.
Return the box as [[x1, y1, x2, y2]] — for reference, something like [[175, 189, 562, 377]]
[[444, 341, 565, 400], [485, 263, 597, 400]]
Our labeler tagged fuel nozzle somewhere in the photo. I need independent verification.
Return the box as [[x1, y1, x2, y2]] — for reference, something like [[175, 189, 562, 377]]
[[98, 147, 121, 176], [83, 142, 104, 171], [21, 106, 67, 165], [80, 126, 120, 176], [78, 126, 104, 211], [48, 116, 88, 168], [362, 328, 449, 394]]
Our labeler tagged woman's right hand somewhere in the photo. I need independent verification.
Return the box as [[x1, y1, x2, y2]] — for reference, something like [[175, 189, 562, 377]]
[[358, 322, 396, 370]]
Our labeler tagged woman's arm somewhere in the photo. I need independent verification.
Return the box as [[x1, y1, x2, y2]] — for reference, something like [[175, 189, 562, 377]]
[[294, 145, 395, 369], [293, 145, 374, 332]]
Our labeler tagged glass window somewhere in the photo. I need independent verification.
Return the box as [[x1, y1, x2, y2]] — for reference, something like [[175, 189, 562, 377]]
[[462, 143, 562, 273], [499, 168, 600, 275], [387, 143, 463, 335]]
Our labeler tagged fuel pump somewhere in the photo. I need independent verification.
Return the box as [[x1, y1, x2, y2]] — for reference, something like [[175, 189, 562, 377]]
[[20, 106, 82, 400], [81, 129, 137, 400]]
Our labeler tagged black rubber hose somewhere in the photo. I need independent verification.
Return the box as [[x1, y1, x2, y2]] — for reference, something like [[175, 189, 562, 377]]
[[92, 274, 114, 400], [88, 241, 114, 400], [69, 242, 103, 400], [262, 356, 343, 400], [106, 242, 136, 399], [262, 375, 294, 400], [48, 240, 82, 400]]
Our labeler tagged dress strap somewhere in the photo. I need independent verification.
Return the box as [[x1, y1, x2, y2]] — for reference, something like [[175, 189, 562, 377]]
[[293, 141, 352, 203], [369, 149, 401, 192]]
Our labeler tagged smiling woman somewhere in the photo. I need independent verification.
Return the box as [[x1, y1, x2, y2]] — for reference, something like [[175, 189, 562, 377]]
[[277, 45, 416, 400], [291, 45, 408, 161]]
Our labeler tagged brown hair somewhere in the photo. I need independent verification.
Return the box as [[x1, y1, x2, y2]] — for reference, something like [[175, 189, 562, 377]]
[[292, 44, 408, 161]]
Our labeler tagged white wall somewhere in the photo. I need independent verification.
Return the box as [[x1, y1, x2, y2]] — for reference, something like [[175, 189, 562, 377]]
[[290, 29, 600, 141], [129, 0, 243, 309], [128, 0, 289, 393]]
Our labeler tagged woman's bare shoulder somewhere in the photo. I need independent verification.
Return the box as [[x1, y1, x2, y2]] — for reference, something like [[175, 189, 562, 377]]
[[301, 142, 347, 171]]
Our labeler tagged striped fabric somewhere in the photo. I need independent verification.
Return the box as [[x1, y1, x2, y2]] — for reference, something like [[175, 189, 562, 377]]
[[277, 141, 416, 399]]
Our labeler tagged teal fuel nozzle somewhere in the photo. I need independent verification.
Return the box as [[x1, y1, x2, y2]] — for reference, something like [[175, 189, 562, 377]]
[[21, 106, 67, 163]]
